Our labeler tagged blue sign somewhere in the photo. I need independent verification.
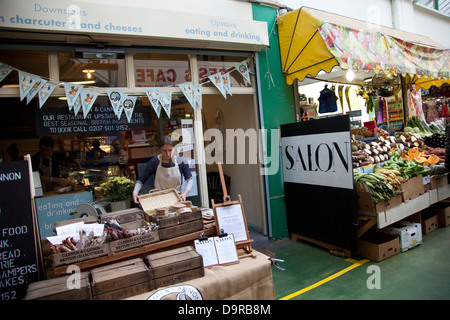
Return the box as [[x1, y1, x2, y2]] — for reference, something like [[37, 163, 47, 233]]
[[35, 191, 93, 239]]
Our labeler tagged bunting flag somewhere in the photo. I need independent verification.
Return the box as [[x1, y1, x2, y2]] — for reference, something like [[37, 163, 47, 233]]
[[80, 89, 99, 118], [106, 88, 124, 118], [73, 95, 82, 116], [0, 56, 254, 120], [236, 60, 251, 85], [64, 83, 83, 110], [194, 84, 203, 109], [145, 87, 162, 118], [209, 73, 227, 99], [122, 94, 137, 123], [0, 63, 13, 82], [38, 82, 57, 109], [26, 78, 47, 105], [19, 71, 40, 101], [159, 92, 172, 117], [222, 73, 232, 96], [178, 82, 196, 110]]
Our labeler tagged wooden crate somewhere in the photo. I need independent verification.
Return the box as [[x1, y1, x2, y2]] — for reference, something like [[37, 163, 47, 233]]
[[139, 188, 180, 220], [150, 209, 202, 229], [145, 246, 204, 288], [24, 272, 92, 300], [51, 243, 110, 267], [101, 209, 160, 252], [100, 208, 145, 224], [91, 258, 153, 300], [158, 219, 204, 240]]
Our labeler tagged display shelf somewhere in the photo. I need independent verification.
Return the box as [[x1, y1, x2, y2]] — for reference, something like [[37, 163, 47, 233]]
[[357, 184, 450, 229]]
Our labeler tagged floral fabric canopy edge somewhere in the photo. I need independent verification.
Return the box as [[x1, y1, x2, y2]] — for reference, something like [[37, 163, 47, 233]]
[[318, 21, 450, 83]]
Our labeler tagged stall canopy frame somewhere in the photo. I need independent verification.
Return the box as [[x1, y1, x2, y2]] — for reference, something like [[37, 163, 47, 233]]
[[278, 7, 450, 89]]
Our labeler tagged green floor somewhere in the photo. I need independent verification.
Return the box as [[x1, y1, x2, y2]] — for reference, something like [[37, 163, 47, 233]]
[[256, 225, 450, 300]]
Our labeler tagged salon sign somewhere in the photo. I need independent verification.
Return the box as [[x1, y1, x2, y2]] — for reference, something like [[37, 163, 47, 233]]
[[0, 0, 269, 50]]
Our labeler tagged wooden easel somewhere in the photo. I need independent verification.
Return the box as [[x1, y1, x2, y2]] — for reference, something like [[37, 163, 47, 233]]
[[211, 163, 255, 259]]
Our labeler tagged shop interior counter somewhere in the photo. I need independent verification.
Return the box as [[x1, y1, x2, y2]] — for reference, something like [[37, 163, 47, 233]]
[[126, 250, 275, 300]]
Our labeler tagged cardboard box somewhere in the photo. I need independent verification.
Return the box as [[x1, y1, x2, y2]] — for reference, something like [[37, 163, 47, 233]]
[[401, 175, 425, 202], [355, 181, 402, 214], [24, 272, 92, 300], [429, 173, 448, 190], [420, 208, 439, 234], [358, 230, 400, 262], [430, 202, 450, 227], [380, 221, 422, 252]]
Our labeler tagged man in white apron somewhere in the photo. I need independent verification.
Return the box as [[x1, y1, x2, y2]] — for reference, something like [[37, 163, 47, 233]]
[[133, 135, 193, 204]]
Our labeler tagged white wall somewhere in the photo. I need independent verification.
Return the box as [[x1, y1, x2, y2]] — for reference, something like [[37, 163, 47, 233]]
[[280, 0, 450, 48]]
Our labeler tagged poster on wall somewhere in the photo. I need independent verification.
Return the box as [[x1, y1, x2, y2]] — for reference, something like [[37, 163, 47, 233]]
[[280, 115, 358, 252], [0, 160, 39, 300]]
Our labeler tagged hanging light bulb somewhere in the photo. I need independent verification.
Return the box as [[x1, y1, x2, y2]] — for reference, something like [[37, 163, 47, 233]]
[[346, 69, 355, 82], [82, 69, 95, 79]]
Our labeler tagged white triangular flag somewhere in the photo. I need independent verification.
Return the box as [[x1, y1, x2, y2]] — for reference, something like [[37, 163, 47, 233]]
[[73, 95, 82, 116], [159, 92, 172, 117], [106, 88, 124, 118], [122, 94, 137, 123], [0, 63, 13, 83], [145, 87, 162, 118], [236, 60, 251, 85], [38, 82, 57, 108], [194, 84, 203, 109], [178, 82, 195, 110], [208, 73, 227, 99], [64, 83, 83, 109], [19, 71, 39, 101], [26, 79, 47, 104], [80, 89, 99, 118], [222, 73, 232, 96]]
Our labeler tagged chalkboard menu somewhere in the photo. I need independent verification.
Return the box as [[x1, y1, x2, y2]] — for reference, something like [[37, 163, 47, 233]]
[[35, 104, 153, 135], [0, 160, 39, 300]]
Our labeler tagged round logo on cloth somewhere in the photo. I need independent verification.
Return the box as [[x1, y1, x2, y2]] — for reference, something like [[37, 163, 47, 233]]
[[147, 285, 203, 300]]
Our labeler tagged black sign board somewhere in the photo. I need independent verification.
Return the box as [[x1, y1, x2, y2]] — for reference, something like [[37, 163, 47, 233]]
[[35, 105, 153, 135], [0, 160, 39, 300], [280, 115, 358, 252]]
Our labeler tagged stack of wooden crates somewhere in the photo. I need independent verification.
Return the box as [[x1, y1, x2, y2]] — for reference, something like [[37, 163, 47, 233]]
[[25, 245, 204, 300]]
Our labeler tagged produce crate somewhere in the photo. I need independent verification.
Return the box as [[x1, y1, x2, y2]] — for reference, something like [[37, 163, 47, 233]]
[[429, 173, 448, 190], [401, 174, 425, 202], [24, 272, 92, 300], [145, 246, 204, 289], [51, 243, 110, 267], [140, 189, 204, 240], [431, 200, 450, 227], [100, 208, 160, 252], [355, 181, 402, 214], [358, 230, 400, 262], [380, 220, 422, 252], [91, 258, 154, 300], [421, 210, 439, 234], [139, 188, 180, 220]]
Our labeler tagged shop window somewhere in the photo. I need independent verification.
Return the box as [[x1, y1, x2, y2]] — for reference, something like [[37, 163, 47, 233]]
[[58, 51, 127, 87], [0, 50, 49, 88], [133, 52, 190, 87], [197, 54, 253, 88]]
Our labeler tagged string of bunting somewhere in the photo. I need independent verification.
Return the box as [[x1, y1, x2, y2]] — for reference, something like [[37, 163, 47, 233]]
[[0, 57, 253, 123]]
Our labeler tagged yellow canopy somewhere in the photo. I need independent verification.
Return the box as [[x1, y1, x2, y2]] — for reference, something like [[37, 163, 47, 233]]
[[278, 7, 450, 88]]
